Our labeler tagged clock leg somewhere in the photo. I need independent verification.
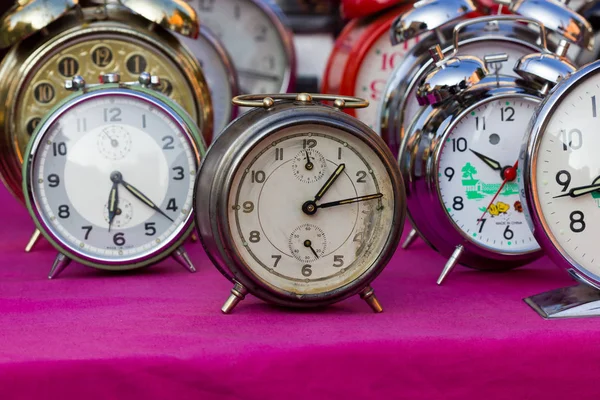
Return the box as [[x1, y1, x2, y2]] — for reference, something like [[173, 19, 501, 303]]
[[437, 245, 464, 285], [222, 282, 248, 314], [25, 229, 41, 252], [360, 286, 383, 313], [172, 247, 196, 273], [48, 253, 71, 280], [401, 228, 419, 250]]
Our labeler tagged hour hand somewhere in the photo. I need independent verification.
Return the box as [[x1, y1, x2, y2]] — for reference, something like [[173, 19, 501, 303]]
[[314, 163, 345, 201], [554, 182, 600, 199], [107, 181, 119, 232], [469, 149, 501, 171], [120, 179, 174, 222]]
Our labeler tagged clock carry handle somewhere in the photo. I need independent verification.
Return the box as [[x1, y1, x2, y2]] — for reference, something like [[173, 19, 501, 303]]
[[232, 93, 369, 110]]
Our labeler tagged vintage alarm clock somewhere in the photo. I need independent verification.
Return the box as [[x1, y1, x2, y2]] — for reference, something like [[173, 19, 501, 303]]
[[321, 2, 422, 130], [401, 20, 577, 284], [0, 0, 213, 209], [179, 25, 239, 137], [193, 0, 296, 94], [380, 0, 593, 156], [23, 73, 205, 279], [195, 93, 405, 313]]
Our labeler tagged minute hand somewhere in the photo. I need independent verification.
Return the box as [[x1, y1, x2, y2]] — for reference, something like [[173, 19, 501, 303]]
[[120, 179, 174, 222], [554, 183, 600, 198], [318, 193, 383, 209]]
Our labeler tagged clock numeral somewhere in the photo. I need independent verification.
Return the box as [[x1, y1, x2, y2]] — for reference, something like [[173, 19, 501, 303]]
[[81, 226, 92, 240], [26, 118, 41, 136], [157, 79, 173, 96], [162, 136, 175, 150], [452, 138, 467, 152], [254, 24, 267, 42], [560, 129, 583, 151], [142, 115, 147, 129], [242, 201, 254, 213], [172, 166, 185, 181], [338, 147, 342, 160], [47, 174, 60, 188], [356, 170, 367, 183], [301, 264, 312, 277], [475, 117, 486, 131], [444, 167, 455, 181], [271, 255, 281, 268], [452, 196, 464, 211], [58, 205, 70, 219], [251, 170, 266, 183], [592, 95, 597, 118], [52, 142, 67, 156], [503, 225, 514, 240], [570, 211, 586, 233], [104, 108, 122, 122], [34, 83, 55, 104], [144, 222, 156, 236], [333, 255, 344, 267], [477, 218, 487, 233], [353, 232, 364, 243], [234, 4, 241, 19], [113, 232, 126, 246], [126, 55, 147, 75], [381, 52, 403, 71], [92, 46, 113, 67], [166, 198, 178, 212], [555, 170, 571, 192], [303, 139, 317, 149], [77, 118, 87, 133], [501, 106, 515, 122], [58, 57, 79, 77], [275, 148, 284, 161], [249, 230, 261, 243], [197, 0, 215, 11]]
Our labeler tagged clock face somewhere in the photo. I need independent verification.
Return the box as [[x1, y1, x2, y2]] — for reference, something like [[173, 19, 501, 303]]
[[401, 40, 535, 132], [533, 71, 600, 278], [193, 0, 291, 94], [29, 92, 197, 263], [180, 28, 234, 136], [353, 29, 419, 130], [228, 124, 396, 295], [15, 35, 198, 164], [437, 96, 539, 254]]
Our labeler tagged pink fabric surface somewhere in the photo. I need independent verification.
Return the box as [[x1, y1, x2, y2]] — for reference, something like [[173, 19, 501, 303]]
[[1, 184, 600, 400]]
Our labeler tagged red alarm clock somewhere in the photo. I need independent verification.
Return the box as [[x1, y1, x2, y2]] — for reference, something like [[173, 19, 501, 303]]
[[322, 4, 417, 129]]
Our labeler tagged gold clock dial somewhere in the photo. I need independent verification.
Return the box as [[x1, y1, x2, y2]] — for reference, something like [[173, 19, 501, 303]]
[[14, 35, 197, 163]]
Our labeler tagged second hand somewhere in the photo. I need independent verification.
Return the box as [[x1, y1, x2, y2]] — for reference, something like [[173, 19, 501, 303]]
[[477, 160, 518, 224]]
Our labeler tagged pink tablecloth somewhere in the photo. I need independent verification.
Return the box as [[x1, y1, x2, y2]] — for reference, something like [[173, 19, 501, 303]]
[[1, 184, 600, 400]]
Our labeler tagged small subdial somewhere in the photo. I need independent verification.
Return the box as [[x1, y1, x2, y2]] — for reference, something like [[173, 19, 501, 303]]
[[292, 148, 327, 183], [103, 198, 133, 228], [97, 126, 132, 160], [289, 224, 327, 263]]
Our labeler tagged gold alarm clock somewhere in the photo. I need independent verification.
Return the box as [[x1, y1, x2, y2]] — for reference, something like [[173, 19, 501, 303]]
[[0, 0, 213, 209]]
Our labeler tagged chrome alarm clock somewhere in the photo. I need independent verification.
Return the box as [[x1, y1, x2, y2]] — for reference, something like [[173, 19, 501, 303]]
[[0, 0, 213, 207], [520, 60, 600, 290], [23, 73, 205, 279], [195, 93, 405, 313], [379, 0, 592, 156], [400, 20, 577, 284], [192, 0, 296, 94]]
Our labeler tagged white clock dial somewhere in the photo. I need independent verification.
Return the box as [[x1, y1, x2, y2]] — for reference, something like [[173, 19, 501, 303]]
[[228, 124, 396, 295], [193, 0, 291, 94], [437, 97, 539, 253], [402, 40, 534, 132], [534, 74, 600, 277], [354, 33, 419, 130], [31, 94, 196, 262]]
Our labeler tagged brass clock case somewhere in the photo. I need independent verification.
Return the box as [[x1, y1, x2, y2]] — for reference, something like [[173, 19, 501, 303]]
[[0, 3, 213, 203]]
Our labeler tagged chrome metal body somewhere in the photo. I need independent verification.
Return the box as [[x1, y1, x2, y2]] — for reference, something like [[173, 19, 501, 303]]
[[194, 94, 405, 310]]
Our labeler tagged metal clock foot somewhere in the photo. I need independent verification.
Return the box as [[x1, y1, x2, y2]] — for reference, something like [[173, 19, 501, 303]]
[[437, 245, 464, 285], [525, 283, 600, 319], [401, 228, 418, 250], [360, 286, 383, 313], [221, 282, 248, 314], [172, 247, 196, 273], [25, 229, 41, 252], [48, 253, 71, 280]]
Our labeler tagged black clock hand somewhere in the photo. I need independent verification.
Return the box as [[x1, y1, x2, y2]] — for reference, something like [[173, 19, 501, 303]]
[[107, 180, 119, 232], [110, 172, 174, 222], [317, 193, 383, 209], [305, 150, 313, 170], [304, 240, 319, 259], [469, 149, 502, 171], [314, 163, 345, 201], [237, 69, 280, 82], [554, 182, 600, 198]]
